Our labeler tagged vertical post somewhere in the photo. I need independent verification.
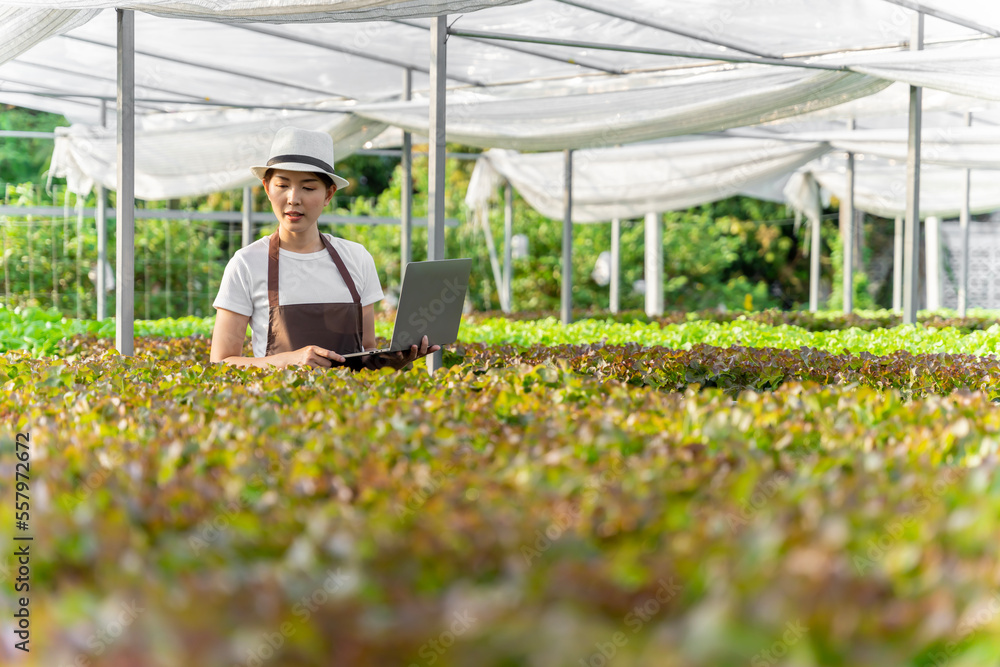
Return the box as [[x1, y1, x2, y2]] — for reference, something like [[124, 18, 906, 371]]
[[242, 186, 253, 248], [644, 211, 663, 316], [842, 119, 855, 314], [164, 218, 171, 318], [401, 68, 413, 280], [924, 215, 940, 310], [610, 217, 621, 313], [958, 111, 972, 317], [561, 149, 573, 324], [893, 216, 903, 312], [903, 12, 923, 325], [76, 194, 84, 318], [116, 9, 136, 354], [96, 99, 108, 321], [809, 214, 821, 312], [426, 16, 447, 373], [503, 181, 513, 312]]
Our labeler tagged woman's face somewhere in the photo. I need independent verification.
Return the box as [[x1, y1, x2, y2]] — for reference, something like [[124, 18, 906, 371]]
[[264, 169, 335, 236]]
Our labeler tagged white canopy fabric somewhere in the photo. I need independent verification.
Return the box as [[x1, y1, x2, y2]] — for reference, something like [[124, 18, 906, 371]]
[[352, 68, 891, 151], [49, 111, 386, 199], [844, 38, 1000, 101], [785, 154, 1000, 220], [6, 0, 1000, 205], [466, 138, 829, 223]]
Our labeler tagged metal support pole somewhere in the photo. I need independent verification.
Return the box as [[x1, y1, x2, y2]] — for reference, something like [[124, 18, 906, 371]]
[[76, 195, 84, 319], [902, 12, 923, 325], [241, 186, 252, 248], [893, 216, 903, 312], [561, 150, 573, 324], [644, 211, 663, 316], [116, 8, 135, 355], [925, 215, 940, 310], [401, 68, 413, 280], [809, 214, 821, 312], [610, 217, 621, 313], [503, 181, 513, 312], [96, 99, 108, 321], [842, 119, 856, 314], [959, 111, 972, 317], [426, 16, 447, 373]]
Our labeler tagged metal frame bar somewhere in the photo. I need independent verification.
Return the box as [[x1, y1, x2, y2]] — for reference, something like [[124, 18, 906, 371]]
[[397, 18, 621, 74], [64, 34, 351, 99], [401, 68, 413, 277], [645, 211, 663, 316], [561, 149, 573, 324], [97, 99, 108, 321], [959, 111, 972, 317], [116, 9, 135, 355], [445, 28, 849, 71], [879, 0, 1000, 37], [843, 119, 855, 314], [14, 57, 208, 103], [554, 0, 782, 59], [610, 217, 620, 313], [504, 182, 513, 313], [809, 213, 821, 312], [426, 15, 447, 373], [241, 186, 252, 248], [902, 12, 923, 324], [231, 24, 483, 86], [893, 216, 903, 312], [0, 205, 459, 227]]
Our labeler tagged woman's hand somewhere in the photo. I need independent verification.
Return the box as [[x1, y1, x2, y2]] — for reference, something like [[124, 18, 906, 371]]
[[380, 335, 441, 371], [275, 345, 346, 368]]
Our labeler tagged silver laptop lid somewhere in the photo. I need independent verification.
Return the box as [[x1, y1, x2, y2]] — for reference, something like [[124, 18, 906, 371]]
[[388, 258, 472, 350]]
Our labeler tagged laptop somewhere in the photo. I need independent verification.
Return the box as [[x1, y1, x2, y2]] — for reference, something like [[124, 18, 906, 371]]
[[339, 258, 472, 360]]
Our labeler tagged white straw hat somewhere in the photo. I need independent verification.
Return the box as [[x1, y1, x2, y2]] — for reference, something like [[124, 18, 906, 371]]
[[250, 126, 350, 190]]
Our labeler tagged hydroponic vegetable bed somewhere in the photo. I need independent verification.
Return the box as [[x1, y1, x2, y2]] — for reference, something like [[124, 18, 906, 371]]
[[2, 308, 999, 667]]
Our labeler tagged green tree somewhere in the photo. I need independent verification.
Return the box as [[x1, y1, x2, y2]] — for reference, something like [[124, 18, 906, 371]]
[[0, 107, 67, 185]]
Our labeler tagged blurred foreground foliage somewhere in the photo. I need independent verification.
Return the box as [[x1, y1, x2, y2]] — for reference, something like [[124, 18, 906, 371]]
[[3, 333, 1000, 666]]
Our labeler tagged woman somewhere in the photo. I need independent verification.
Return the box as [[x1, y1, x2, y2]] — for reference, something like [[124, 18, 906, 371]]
[[210, 126, 437, 369]]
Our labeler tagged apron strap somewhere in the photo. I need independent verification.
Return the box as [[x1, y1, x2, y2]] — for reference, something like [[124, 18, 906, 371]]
[[267, 230, 281, 310], [320, 233, 362, 305]]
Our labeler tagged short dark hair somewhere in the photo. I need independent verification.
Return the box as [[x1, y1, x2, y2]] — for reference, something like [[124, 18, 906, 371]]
[[263, 168, 334, 189]]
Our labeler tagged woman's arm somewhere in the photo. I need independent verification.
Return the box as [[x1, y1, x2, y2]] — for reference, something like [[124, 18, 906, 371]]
[[209, 308, 345, 368]]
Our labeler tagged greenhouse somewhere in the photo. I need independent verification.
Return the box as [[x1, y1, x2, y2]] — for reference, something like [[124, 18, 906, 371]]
[[4, 1, 1000, 665]]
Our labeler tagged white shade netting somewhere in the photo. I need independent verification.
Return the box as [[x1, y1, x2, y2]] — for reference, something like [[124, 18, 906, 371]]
[[50, 110, 385, 199], [355, 68, 891, 151], [844, 38, 1000, 101], [466, 137, 829, 223], [785, 154, 1000, 220], [0, 1, 525, 62]]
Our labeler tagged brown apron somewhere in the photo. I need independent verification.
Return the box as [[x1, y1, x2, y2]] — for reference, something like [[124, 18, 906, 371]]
[[265, 230, 364, 361]]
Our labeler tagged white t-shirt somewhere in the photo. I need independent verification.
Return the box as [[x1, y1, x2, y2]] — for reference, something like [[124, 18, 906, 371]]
[[213, 234, 384, 358]]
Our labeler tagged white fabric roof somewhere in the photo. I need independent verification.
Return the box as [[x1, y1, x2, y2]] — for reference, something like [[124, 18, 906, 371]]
[[3, 0, 1000, 206], [466, 138, 829, 223]]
